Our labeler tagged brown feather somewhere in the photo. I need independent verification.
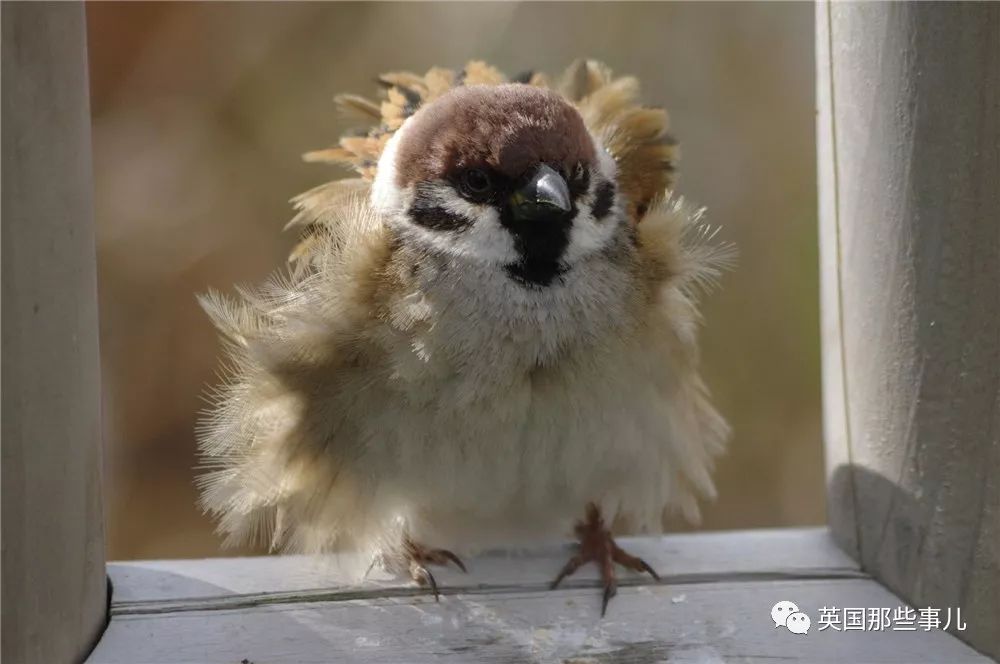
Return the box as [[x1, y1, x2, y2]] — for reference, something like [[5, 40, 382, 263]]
[[460, 60, 507, 86], [334, 93, 381, 120], [286, 179, 371, 270], [570, 64, 676, 221], [394, 85, 595, 186]]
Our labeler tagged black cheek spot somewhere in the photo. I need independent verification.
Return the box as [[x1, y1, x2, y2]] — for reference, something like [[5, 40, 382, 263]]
[[408, 204, 470, 232], [591, 181, 616, 221]]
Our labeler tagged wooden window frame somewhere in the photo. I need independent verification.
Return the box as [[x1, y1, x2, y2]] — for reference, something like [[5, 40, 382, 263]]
[[2, 3, 996, 662]]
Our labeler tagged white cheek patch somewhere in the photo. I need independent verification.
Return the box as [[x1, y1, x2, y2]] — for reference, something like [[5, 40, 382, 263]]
[[387, 182, 518, 265], [371, 122, 407, 216], [422, 183, 518, 264], [565, 200, 619, 264], [564, 141, 622, 264], [452, 208, 518, 264]]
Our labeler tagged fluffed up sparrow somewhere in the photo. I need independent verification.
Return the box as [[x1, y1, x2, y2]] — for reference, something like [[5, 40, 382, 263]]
[[197, 60, 732, 615]]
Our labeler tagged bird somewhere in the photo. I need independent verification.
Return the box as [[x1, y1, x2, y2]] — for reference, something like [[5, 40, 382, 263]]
[[196, 59, 732, 616]]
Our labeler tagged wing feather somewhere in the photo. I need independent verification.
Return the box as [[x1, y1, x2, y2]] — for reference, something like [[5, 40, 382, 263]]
[[198, 194, 393, 554]]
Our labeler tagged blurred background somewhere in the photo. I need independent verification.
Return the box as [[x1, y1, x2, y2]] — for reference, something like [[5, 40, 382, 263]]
[[87, 2, 822, 560]]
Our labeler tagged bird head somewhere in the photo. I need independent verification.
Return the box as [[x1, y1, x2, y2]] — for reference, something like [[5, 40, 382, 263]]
[[372, 84, 623, 287]]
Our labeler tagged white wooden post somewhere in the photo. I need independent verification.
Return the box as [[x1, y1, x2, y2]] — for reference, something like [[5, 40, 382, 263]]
[[818, 2, 999, 658], [1, 3, 108, 662]]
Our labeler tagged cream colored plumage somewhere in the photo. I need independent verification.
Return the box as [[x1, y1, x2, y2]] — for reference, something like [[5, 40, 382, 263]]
[[197, 60, 732, 608]]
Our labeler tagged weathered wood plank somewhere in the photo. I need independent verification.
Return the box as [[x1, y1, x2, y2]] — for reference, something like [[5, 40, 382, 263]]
[[89, 579, 989, 664], [817, 3, 1000, 659], [87, 530, 989, 663], [108, 528, 857, 605], [1, 4, 107, 663]]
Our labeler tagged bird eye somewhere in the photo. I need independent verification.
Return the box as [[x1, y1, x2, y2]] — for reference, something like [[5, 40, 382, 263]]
[[572, 163, 586, 181], [459, 168, 493, 199]]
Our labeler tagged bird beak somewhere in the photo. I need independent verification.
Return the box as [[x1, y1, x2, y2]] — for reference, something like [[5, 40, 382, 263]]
[[508, 164, 572, 221]]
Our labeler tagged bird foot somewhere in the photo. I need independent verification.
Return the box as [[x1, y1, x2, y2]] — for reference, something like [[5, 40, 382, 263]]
[[550, 502, 660, 616], [405, 537, 467, 601]]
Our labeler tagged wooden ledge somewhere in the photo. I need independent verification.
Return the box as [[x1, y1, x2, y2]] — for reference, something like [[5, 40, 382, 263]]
[[86, 528, 989, 663]]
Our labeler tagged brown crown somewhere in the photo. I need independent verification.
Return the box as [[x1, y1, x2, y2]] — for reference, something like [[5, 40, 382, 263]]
[[394, 84, 596, 186]]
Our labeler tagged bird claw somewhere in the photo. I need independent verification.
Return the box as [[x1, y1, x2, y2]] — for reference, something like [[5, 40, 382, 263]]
[[601, 579, 618, 617], [549, 502, 660, 617], [635, 558, 661, 582], [411, 562, 441, 601], [437, 548, 468, 573], [550, 552, 586, 590], [405, 537, 468, 601]]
